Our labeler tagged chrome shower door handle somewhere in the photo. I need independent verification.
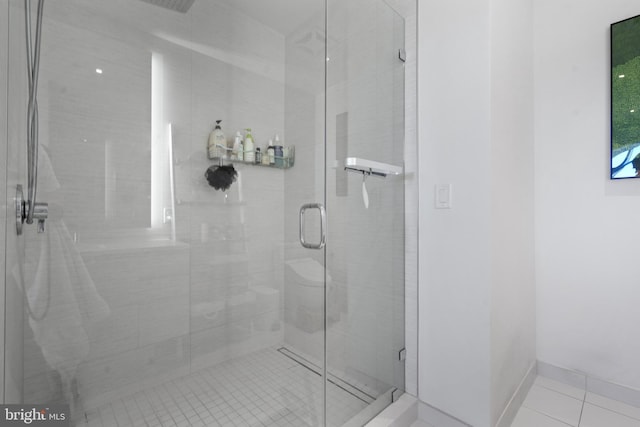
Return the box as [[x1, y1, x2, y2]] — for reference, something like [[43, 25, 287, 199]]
[[299, 203, 326, 249]]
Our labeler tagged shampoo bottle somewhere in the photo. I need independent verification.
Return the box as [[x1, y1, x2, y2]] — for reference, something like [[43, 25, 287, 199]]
[[244, 128, 255, 163], [208, 120, 226, 159]]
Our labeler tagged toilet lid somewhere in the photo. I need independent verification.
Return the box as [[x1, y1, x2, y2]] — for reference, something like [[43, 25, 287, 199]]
[[286, 258, 331, 283]]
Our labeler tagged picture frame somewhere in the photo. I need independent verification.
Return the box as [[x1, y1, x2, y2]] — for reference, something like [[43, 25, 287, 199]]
[[611, 13, 640, 179]]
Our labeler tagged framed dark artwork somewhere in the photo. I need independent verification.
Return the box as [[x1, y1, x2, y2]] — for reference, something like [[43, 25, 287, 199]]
[[611, 14, 640, 179]]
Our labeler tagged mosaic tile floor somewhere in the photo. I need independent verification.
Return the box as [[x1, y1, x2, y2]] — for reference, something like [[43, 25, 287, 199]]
[[75, 347, 370, 427]]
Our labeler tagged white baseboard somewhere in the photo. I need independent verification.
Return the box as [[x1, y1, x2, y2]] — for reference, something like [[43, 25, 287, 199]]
[[536, 360, 586, 390], [495, 362, 537, 427], [537, 360, 640, 408]]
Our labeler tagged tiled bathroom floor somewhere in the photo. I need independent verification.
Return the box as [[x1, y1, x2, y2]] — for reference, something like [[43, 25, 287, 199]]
[[75, 347, 370, 427], [512, 376, 640, 426]]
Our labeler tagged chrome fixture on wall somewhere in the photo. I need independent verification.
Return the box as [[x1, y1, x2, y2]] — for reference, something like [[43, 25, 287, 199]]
[[17, 0, 48, 235]]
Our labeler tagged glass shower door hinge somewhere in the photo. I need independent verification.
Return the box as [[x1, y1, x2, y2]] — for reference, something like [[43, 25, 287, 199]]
[[398, 48, 406, 63], [398, 348, 406, 361]]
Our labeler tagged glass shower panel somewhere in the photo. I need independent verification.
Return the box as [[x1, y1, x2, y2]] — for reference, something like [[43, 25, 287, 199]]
[[7, 0, 195, 417], [325, 0, 406, 425]]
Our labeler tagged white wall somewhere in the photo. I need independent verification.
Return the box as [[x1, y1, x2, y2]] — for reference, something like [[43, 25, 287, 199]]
[[418, 0, 493, 423], [535, 0, 640, 391], [418, 0, 535, 425], [489, 0, 536, 424]]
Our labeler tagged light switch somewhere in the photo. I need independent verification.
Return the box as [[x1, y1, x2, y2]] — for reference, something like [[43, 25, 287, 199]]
[[435, 184, 452, 209]]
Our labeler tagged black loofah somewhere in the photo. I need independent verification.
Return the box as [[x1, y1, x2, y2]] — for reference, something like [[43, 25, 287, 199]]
[[205, 164, 238, 191]]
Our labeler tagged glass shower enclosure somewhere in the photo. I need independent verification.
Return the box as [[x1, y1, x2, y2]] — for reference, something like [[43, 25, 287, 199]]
[[2, 0, 407, 425]]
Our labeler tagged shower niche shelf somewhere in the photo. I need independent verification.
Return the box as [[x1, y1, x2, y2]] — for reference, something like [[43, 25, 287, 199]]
[[228, 158, 294, 170], [210, 148, 294, 170]]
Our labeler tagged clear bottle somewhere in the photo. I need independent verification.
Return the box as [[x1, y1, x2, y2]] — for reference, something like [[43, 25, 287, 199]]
[[208, 120, 226, 159], [244, 128, 255, 163], [232, 131, 243, 161], [274, 134, 283, 167], [255, 147, 262, 164], [261, 145, 271, 165], [267, 138, 275, 165]]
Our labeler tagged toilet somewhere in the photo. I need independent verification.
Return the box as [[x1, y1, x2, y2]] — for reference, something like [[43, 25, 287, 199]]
[[285, 257, 333, 332]]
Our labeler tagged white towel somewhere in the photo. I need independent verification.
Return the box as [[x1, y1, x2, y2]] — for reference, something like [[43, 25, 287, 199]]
[[25, 218, 110, 392]]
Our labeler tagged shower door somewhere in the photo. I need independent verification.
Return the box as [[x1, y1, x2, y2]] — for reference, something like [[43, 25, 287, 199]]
[[282, 0, 406, 424]]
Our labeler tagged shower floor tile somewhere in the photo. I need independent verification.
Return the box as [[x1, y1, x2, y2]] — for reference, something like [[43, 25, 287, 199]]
[[75, 347, 369, 427]]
